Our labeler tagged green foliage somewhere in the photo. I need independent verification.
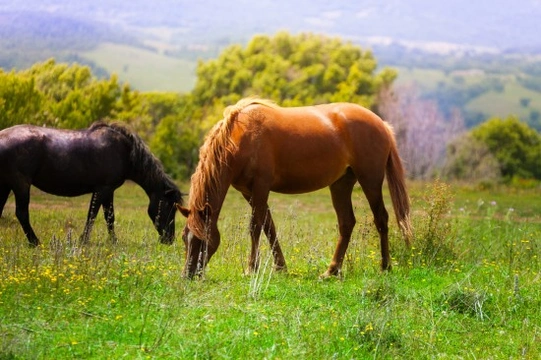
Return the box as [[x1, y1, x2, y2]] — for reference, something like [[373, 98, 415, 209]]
[[0, 70, 43, 128], [396, 180, 458, 268], [23, 59, 122, 129], [471, 116, 541, 180], [441, 133, 502, 183], [0, 59, 123, 130], [148, 95, 202, 179], [192, 31, 397, 108]]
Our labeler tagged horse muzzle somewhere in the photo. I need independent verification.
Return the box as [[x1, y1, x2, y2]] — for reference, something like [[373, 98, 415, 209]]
[[159, 230, 175, 245]]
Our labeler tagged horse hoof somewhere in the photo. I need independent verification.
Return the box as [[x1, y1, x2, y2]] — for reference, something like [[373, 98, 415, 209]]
[[319, 269, 341, 280], [319, 272, 331, 280]]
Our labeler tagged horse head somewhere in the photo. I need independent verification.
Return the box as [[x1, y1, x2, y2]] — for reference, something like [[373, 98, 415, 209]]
[[148, 186, 182, 244], [176, 203, 216, 278]]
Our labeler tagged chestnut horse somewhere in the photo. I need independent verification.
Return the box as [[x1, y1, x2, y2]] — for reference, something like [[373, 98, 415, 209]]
[[177, 97, 412, 278]]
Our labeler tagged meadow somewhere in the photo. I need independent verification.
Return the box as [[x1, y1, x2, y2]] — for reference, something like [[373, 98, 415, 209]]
[[0, 181, 540, 359], [395, 66, 541, 123], [81, 43, 196, 93]]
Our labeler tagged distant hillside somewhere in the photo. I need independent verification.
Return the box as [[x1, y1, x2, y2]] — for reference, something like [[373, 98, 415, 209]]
[[2, 0, 541, 52], [0, 10, 137, 70]]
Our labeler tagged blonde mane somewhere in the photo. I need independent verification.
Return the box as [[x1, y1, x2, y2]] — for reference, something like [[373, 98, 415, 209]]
[[188, 97, 278, 238]]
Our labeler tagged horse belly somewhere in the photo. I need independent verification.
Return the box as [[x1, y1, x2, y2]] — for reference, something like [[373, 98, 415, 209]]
[[270, 160, 348, 194], [263, 131, 350, 194], [32, 157, 125, 197], [32, 180, 95, 197]]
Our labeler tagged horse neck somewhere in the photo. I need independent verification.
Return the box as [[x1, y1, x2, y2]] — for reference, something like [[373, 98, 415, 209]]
[[208, 173, 231, 220], [191, 161, 233, 225], [129, 165, 163, 197]]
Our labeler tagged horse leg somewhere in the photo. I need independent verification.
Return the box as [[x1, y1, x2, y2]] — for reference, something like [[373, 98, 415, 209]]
[[0, 186, 10, 218], [262, 209, 287, 272], [242, 193, 287, 273], [12, 183, 40, 246], [321, 170, 357, 278], [358, 176, 391, 271], [242, 191, 265, 274], [80, 192, 102, 244], [102, 194, 117, 243]]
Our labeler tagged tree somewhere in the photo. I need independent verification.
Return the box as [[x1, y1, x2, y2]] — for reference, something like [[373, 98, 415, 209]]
[[441, 134, 501, 183], [1, 59, 126, 130], [22, 59, 121, 128], [192, 31, 397, 109], [0, 70, 43, 129], [376, 85, 465, 180], [148, 95, 202, 179], [470, 116, 541, 180]]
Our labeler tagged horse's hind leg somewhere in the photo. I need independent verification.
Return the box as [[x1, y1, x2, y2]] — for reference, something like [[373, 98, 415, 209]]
[[0, 186, 10, 218], [358, 175, 391, 271], [321, 170, 357, 278], [12, 183, 40, 246]]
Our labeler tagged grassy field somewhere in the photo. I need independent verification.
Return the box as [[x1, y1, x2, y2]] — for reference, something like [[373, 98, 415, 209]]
[[1, 181, 540, 359], [395, 66, 541, 121], [467, 81, 541, 120], [81, 43, 196, 93]]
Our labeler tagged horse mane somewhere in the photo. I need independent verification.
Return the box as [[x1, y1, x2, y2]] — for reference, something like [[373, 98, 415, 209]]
[[91, 121, 181, 202], [188, 97, 277, 234]]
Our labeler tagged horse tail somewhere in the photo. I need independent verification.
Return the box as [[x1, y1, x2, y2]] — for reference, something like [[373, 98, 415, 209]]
[[385, 124, 413, 246]]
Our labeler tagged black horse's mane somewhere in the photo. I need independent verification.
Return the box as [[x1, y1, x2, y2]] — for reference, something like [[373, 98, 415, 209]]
[[89, 121, 179, 195]]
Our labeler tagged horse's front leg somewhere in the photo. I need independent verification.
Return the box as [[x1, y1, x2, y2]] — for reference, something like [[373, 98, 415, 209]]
[[0, 186, 11, 218], [261, 208, 287, 272], [13, 183, 40, 246], [243, 191, 286, 274]]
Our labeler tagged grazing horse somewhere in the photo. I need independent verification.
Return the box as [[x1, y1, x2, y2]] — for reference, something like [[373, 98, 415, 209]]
[[177, 97, 412, 278], [0, 121, 182, 246]]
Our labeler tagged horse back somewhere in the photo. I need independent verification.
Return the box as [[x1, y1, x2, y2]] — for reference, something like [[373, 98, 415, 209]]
[[0, 124, 132, 196], [232, 102, 393, 193], [238, 102, 392, 155]]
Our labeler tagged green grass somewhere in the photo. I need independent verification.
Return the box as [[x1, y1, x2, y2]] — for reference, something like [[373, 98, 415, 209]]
[[395, 67, 449, 91], [81, 42, 196, 92], [1, 181, 540, 359]]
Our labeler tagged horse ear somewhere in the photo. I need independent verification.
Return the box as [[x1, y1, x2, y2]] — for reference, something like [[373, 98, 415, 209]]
[[176, 204, 191, 218], [166, 188, 184, 202]]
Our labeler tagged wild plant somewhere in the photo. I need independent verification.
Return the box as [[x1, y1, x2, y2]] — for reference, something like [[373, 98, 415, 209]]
[[398, 179, 458, 268]]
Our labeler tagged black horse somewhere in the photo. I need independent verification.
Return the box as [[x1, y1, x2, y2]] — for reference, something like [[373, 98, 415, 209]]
[[0, 121, 183, 246]]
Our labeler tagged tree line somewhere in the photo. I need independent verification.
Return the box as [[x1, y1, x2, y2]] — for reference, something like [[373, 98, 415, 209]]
[[1, 32, 540, 183]]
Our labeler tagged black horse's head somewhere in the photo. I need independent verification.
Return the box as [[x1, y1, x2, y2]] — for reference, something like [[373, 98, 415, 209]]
[[148, 186, 183, 244]]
